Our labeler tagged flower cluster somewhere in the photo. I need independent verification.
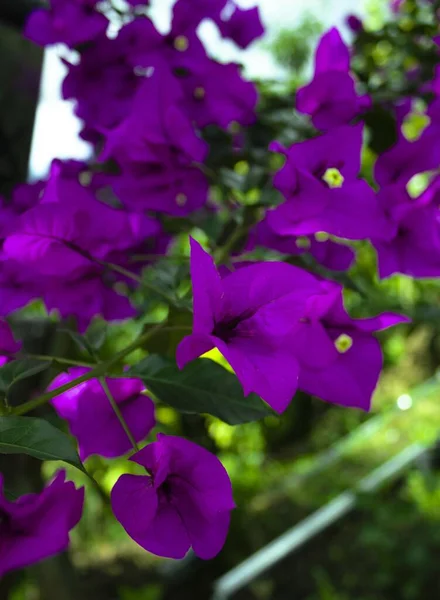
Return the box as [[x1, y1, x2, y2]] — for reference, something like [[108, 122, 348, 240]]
[[50, 371, 156, 460], [0, 160, 166, 330], [296, 28, 371, 130], [178, 239, 407, 413], [56, 0, 262, 216]]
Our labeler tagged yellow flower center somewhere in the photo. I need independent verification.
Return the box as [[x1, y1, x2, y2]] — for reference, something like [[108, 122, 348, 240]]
[[314, 232, 330, 242], [295, 236, 311, 250], [228, 121, 241, 135], [176, 193, 188, 207], [194, 87, 206, 100], [334, 334, 353, 354], [322, 167, 345, 188], [174, 36, 189, 52]]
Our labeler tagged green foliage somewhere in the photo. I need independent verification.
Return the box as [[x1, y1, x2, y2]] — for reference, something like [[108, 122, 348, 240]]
[[0, 416, 84, 472], [120, 584, 163, 600], [406, 471, 440, 520], [0, 359, 53, 399], [269, 15, 323, 75], [128, 356, 273, 425]]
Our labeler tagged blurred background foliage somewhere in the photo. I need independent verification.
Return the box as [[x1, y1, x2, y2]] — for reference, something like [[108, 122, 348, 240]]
[[3, 0, 440, 599]]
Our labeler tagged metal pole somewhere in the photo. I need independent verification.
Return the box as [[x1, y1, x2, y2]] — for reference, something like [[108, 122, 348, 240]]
[[212, 443, 426, 600]]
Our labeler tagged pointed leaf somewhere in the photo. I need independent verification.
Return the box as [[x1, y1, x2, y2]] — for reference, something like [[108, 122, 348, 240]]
[[128, 356, 273, 425], [0, 360, 53, 395], [0, 416, 85, 472]]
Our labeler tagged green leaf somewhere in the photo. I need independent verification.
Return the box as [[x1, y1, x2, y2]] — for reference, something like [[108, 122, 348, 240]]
[[58, 328, 96, 358], [0, 416, 84, 472], [85, 319, 108, 351], [128, 356, 273, 425], [0, 360, 53, 395], [143, 307, 192, 358], [3, 488, 19, 501]]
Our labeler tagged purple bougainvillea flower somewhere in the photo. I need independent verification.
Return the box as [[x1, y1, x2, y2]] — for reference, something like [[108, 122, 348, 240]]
[[390, 0, 405, 13], [111, 434, 235, 559], [122, 10, 258, 129], [62, 31, 140, 139], [43, 276, 137, 332], [0, 471, 84, 577], [24, 0, 108, 48], [374, 128, 440, 187], [346, 15, 364, 33], [3, 169, 161, 329], [176, 238, 320, 413], [62, 7, 259, 142], [12, 180, 45, 212], [50, 370, 155, 460], [391, 98, 414, 127], [0, 259, 41, 317], [4, 188, 159, 278], [287, 280, 409, 410], [245, 219, 355, 272], [171, 0, 227, 35], [0, 181, 45, 241], [215, 4, 265, 49], [267, 124, 388, 240], [180, 60, 258, 129], [428, 65, 440, 96], [296, 28, 370, 130], [372, 183, 440, 278], [296, 72, 371, 131], [314, 27, 351, 73], [100, 67, 208, 168], [124, 17, 207, 77], [96, 162, 209, 216]]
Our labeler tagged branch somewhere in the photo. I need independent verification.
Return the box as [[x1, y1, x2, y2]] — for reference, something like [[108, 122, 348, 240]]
[[12, 323, 165, 416]]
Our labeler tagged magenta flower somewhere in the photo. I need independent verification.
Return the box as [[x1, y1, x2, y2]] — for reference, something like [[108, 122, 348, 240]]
[[246, 219, 355, 272], [95, 163, 209, 216], [372, 183, 440, 279], [24, 0, 108, 48], [390, 0, 405, 13], [215, 5, 265, 49], [267, 124, 388, 240], [288, 281, 409, 410], [4, 192, 159, 277], [62, 32, 139, 140], [100, 68, 208, 168], [50, 370, 155, 460], [3, 165, 161, 329], [171, 0, 228, 35], [296, 28, 370, 130], [0, 260, 40, 318], [375, 128, 440, 187], [346, 15, 364, 33], [0, 471, 84, 577], [111, 434, 235, 559], [176, 238, 320, 414], [180, 61, 258, 129]]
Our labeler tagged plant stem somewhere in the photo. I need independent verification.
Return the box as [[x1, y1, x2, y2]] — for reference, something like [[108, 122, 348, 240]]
[[214, 222, 249, 266], [17, 353, 97, 368], [13, 323, 165, 416], [129, 254, 190, 263], [99, 377, 138, 452], [103, 261, 187, 309]]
